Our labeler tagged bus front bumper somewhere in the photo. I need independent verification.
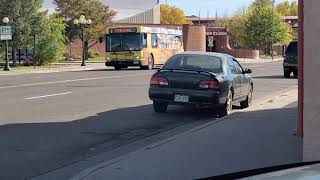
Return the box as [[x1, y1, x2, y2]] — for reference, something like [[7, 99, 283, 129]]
[[105, 60, 142, 67]]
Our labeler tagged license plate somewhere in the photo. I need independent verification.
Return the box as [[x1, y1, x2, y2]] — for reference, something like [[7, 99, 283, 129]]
[[174, 95, 189, 103]]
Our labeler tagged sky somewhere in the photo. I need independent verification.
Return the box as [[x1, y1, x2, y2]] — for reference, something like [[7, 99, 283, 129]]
[[159, 0, 294, 17]]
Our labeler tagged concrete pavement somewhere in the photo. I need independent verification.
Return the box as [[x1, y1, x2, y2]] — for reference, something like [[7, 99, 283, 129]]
[[0, 61, 298, 180], [72, 90, 301, 180]]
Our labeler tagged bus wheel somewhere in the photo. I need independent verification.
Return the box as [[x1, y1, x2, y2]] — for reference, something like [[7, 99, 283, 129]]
[[147, 55, 154, 70]]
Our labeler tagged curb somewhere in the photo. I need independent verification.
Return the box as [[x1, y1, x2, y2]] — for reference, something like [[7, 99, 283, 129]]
[[0, 66, 108, 76], [69, 88, 298, 180], [238, 58, 283, 64]]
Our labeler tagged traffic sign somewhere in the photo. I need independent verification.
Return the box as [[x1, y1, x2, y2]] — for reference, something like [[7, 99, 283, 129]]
[[0, 34, 12, 40], [0, 26, 12, 40], [208, 36, 214, 47]]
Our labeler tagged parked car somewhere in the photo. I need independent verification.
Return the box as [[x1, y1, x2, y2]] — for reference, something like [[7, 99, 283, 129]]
[[283, 40, 298, 78], [149, 52, 253, 116]]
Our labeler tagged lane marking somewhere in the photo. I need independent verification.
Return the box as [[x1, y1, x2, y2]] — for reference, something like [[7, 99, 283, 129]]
[[0, 73, 153, 90], [25, 92, 73, 100], [33, 75, 61, 79]]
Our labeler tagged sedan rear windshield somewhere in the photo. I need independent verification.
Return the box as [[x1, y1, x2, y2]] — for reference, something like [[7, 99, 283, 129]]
[[163, 55, 223, 73]]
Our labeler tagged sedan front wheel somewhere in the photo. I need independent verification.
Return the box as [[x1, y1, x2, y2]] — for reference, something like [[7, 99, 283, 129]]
[[240, 85, 253, 109]]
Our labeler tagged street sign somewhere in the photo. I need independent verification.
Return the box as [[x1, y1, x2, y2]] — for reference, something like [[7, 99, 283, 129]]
[[1, 34, 12, 40], [0, 26, 12, 40]]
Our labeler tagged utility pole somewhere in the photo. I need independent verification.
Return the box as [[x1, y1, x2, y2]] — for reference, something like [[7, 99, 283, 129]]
[[198, 10, 201, 25]]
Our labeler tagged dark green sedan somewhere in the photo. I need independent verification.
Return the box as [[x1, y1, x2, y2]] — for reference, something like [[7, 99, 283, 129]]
[[149, 52, 253, 116]]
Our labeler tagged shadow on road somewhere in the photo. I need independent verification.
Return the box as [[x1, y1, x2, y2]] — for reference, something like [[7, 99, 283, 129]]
[[0, 105, 216, 180], [0, 104, 301, 180]]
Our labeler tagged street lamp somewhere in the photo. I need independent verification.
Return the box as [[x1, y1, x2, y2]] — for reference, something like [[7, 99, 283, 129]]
[[74, 15, 92, 66], [2, 17, 10, 71], [271, 0, 275, 60]]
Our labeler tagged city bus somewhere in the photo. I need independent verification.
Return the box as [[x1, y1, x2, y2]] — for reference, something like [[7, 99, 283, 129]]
[[105, 26, 183, 70]]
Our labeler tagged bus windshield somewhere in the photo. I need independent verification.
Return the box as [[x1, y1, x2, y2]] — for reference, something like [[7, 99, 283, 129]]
[[107, 33, 142, 52]]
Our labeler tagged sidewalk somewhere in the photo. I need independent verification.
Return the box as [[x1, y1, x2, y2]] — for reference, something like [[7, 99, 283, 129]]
[[71, 90, 301, 180], [237, 57, 283, 64], [0, 63, 106, 76]]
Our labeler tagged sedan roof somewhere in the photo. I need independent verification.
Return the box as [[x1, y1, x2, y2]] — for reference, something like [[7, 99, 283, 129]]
[[175, 51, 230, 59]]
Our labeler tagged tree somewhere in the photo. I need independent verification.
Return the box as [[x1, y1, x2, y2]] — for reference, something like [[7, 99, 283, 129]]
[[160, 4, 192, 24], [242, 7, 292, 52], [36, 15, 66, 65], [276, 0, 298, 16], [250, 0, 273, 8], [0, 0, 44, 66], [54, 0, 116, 47], [215, 7, 248, 47]]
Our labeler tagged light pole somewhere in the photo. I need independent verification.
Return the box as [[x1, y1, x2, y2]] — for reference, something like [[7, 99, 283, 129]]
[[2, 17, 10, 71], [271, 0, 275, 60], [32, 32, 37, 69], [74, 15, 92, 66]]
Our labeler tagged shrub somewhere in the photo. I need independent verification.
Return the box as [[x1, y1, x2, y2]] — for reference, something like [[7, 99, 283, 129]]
[[88, 51, 100, 58]]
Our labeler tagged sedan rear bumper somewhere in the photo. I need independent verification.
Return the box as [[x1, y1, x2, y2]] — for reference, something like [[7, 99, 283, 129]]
[[149, 87, 227, 107]]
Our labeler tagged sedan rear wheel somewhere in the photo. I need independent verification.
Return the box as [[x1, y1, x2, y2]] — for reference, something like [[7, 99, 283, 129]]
[[293, 70, 298, 78], [218, 90, 233, 117], [114, 65, 122, 70], [153, 101, 168, 113]]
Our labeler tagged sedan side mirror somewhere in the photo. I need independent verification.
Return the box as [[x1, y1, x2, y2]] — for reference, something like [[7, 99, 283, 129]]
[[244, 68, 252, 74]]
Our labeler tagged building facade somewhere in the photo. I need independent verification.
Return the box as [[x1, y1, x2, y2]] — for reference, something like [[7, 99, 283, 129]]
[[116, 4, 160, 24]]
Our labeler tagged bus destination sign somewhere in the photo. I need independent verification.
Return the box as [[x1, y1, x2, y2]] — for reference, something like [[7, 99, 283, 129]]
[[110, 27, 137, 33]]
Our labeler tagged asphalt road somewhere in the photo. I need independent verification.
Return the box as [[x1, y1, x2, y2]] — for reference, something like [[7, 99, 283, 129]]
[[0, 61, 297, 180]]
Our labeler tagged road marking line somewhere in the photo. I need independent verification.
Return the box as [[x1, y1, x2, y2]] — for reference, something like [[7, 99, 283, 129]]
[[0, 73, 153, 90], [25, 92, 72, 100]]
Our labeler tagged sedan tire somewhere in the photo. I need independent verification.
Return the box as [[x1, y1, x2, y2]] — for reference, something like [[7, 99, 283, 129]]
[[240, 85, 253, 109], [284, 70, 291, 78], [218, 90, 233, 117], [153, 101, 168, 113], [114, 65, 122, 70]]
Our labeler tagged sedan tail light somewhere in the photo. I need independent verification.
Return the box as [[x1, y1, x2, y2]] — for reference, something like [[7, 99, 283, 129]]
[[198, 79, 220, 89], [150, 76, 169, 86]]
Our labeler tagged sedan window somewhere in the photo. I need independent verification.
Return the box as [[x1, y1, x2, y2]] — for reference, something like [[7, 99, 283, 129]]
[[163, 55, 223, 73], [233, 59, 244, 74], [227, 57, 237, 74]]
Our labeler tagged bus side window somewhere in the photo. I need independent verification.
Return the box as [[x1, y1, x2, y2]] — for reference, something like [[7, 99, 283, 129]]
[[152, 33, 158, 48], [143, 33, 147, 48]]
